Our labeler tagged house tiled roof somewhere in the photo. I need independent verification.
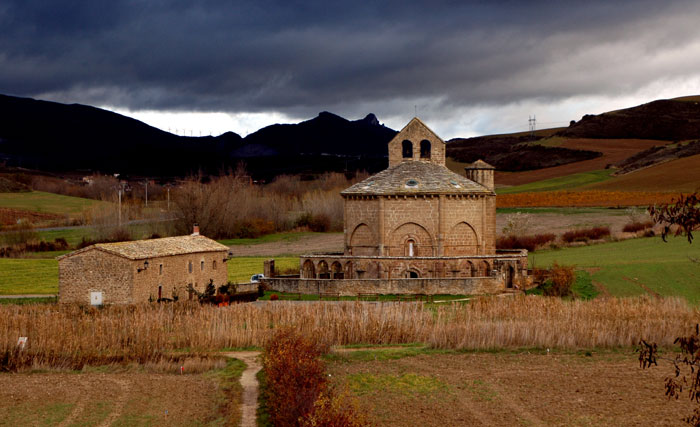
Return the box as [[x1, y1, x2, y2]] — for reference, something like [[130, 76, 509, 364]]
[[57, 234, 229, 261], [341, 161, 493, 196]]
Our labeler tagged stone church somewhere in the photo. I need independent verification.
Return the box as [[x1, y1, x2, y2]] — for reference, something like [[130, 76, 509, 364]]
[[296, 118, 529, 290]]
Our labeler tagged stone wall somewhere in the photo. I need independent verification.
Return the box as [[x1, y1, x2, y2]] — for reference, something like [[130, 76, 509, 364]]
[[131, 251, 228, 302], [59, 249, 134, 304], [299, 250, 529, 288], [58, 248, 228, 304], [388, 118, 446, 167], [345, 194, 496, 259], [262, 277, 504, 296]]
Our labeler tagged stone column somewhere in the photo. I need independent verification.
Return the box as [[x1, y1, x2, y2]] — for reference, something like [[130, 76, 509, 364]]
[[481, 196, 486, 255], [437, 195, 445, 256], [378, 196, 385, 256], [343, 196, 349, 254]]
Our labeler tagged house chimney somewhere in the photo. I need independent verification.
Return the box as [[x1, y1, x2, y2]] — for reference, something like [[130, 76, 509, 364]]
[[192, 224, 200, 236]]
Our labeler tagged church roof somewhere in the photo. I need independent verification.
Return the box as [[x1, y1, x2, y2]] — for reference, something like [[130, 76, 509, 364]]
[[341, 161, 493, 196], [466, 159, 495, 169]]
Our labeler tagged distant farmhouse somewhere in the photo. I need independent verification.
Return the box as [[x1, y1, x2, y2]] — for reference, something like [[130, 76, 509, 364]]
[[265, 118, 529, 295], [57, 227, 229, 304]]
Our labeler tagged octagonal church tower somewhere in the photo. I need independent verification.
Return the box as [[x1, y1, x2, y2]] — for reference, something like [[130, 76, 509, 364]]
[[296, 117, 527, 288], [341, 117, 496, 262]]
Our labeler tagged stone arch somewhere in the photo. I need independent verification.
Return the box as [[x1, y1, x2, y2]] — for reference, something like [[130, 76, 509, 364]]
[[420, 139, 431, 158], [389, 222, 434, 257], [317, 260, 330, 279], [506, 264, 515, 288], [331, 261, 343, 279], [350, 223, 375, 255], [302, 259, 315, 279], [402, 139, 413, 158], [479, 260, 491, 277], [344, 261, 354, 279], [445, 222, 479, 256]]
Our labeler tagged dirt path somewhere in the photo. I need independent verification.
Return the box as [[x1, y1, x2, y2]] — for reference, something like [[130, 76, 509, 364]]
[[623, 277, 661, 298], [97, 378, 131, 427], [228, 233, 343, 256], [223, 351, 262, 427]]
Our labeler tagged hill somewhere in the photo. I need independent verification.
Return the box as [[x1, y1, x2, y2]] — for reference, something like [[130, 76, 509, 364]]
[[559, 98, 700, 140], [446, 128, 603, 172], [0, 94, 395, 179]]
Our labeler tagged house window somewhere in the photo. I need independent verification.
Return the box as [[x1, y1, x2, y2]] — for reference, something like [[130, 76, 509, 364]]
[[201, 260, 205, 271], [159, 264, 163, 275], [188, 261, 193, 273], [213, 260, 217, 270], [402, 140, 413, 158]]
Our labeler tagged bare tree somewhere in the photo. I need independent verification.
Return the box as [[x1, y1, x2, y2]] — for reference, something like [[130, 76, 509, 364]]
[[639, 192, 700, 425]]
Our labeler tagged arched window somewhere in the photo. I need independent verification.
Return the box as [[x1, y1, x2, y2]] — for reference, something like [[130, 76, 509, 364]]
[[188, 261, 193, 273], [402, 140, 413, 158], [406, 239, 416, 257], [408, 270, 419, 278], [420, 140, 431, 158]]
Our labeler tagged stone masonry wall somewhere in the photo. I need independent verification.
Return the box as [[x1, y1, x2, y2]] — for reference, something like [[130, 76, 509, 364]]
[[388, 119, 446, 167], [59, 250, 134, 304], [59, 249, 228, 304], [345, 197, 380, 255], [131, 251, 228, 302], [263, 277, 504, 296]]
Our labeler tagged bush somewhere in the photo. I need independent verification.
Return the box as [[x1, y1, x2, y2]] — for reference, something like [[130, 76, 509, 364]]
[[261, 329, 367, 426], [294, 212, 331, 232], [262, 329, 330, 426], [496, 233, 556, 252], [231, 218, 276, 238], [622, 221, 654, 233], [562, 226, 610, 243], [541, 262, 576, 297]]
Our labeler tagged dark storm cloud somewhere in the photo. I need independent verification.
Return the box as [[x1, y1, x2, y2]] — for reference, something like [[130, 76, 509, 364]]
[[2, 0, 700, 119]]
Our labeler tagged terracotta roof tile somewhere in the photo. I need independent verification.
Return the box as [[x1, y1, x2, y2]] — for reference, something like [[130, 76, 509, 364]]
[[57, 235, 229, 261]]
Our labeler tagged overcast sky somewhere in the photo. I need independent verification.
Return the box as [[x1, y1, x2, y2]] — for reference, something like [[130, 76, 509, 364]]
[[3, 0, 700, 138]]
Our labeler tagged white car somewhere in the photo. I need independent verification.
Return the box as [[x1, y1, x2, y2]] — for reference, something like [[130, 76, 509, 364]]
[[250, 274, 265, 283]]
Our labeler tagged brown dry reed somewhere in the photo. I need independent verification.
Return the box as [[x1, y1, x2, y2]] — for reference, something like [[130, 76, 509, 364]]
[[1, 296, 696, 371]]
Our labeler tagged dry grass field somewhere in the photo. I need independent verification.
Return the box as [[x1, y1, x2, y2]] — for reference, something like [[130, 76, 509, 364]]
[[328, 349, 694, 426], [1, 297, 695, 371]]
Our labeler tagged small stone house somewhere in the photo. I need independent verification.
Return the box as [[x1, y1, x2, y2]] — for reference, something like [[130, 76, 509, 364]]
[[57, 232, 229, 304]]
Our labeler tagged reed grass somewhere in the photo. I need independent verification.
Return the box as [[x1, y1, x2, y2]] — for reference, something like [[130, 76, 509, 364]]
[[1, 296, 696, 371]]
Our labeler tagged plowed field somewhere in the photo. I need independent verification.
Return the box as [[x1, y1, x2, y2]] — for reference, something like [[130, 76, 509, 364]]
[[330, 350, 693, 426], [496, 138, 664, 186]]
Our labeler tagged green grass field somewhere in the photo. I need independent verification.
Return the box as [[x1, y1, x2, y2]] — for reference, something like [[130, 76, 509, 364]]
[[531, 236, 700, 304], [496, 206, 640, 215], [497, 170, 613, 194], [0, 259, 58, 295], [227, 256, 298, 283], [0, 256, 299, 295], [0, 191, 103, 216]]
